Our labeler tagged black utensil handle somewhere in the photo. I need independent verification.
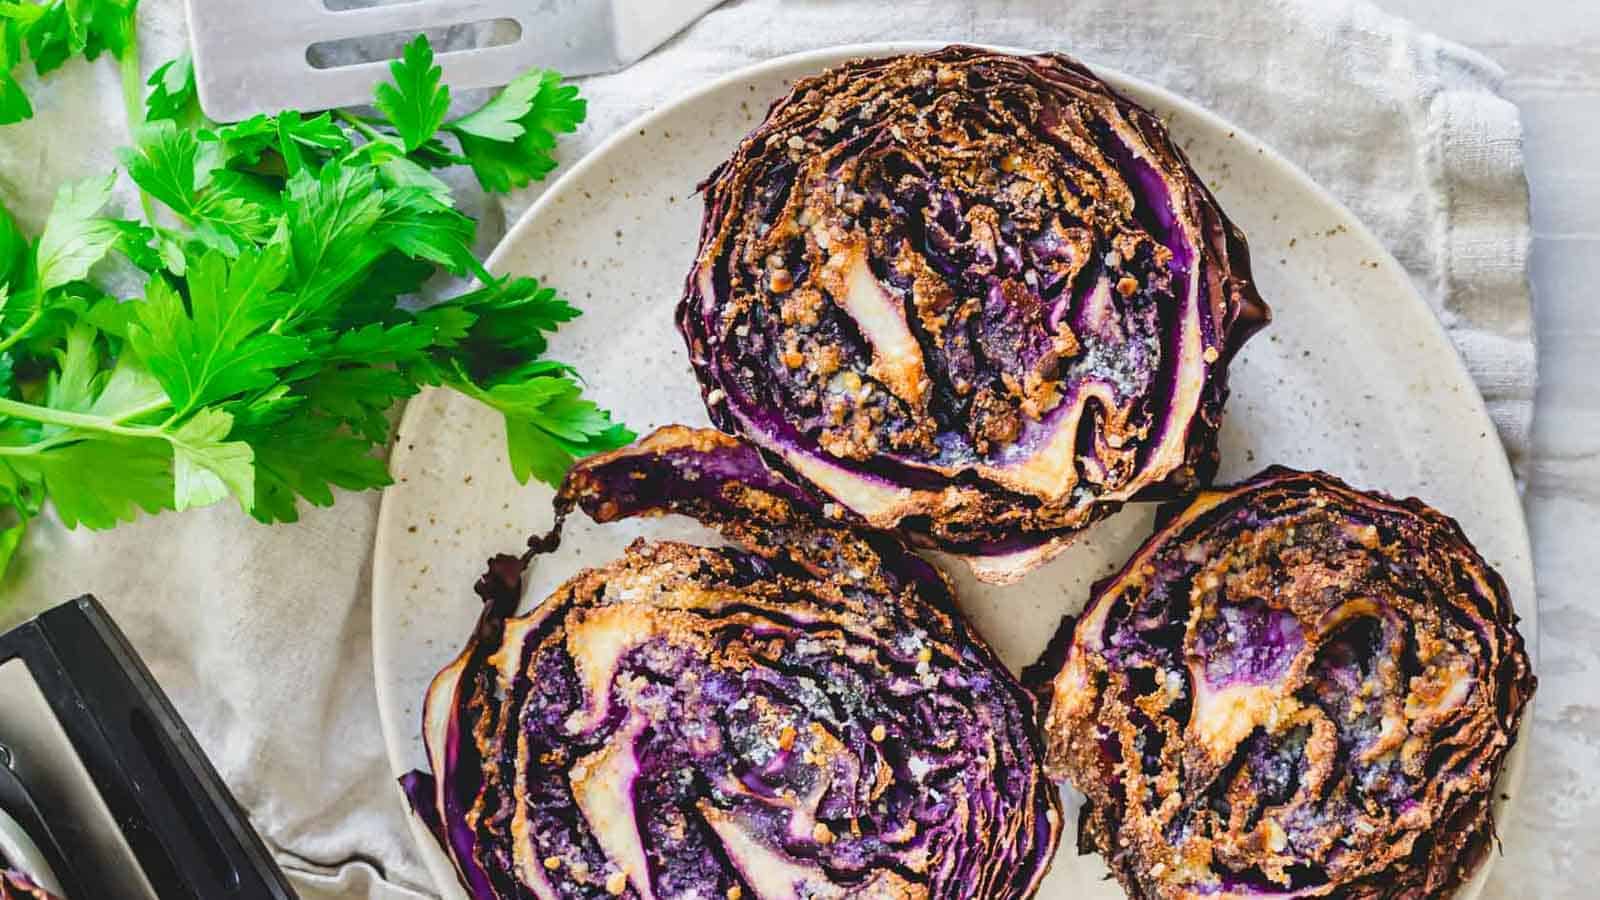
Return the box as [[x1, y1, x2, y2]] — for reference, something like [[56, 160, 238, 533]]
[[0, 596, 295, 899]]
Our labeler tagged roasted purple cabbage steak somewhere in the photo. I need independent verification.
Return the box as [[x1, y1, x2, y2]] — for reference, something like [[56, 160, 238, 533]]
[[681, 46, 1269, 583], [402, 426, 1063, 899], [1036, 468, 1535, 899]]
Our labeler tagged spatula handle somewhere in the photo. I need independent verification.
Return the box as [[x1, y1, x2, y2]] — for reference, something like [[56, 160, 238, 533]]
[[188, 0, 609, 122], [188, 0, 723, 122]]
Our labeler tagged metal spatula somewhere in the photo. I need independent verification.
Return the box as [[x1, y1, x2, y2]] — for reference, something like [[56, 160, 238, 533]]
[[186, 0, 723, 123]]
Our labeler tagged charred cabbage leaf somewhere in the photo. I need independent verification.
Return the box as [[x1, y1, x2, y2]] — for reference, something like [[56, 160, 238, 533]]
[[681, 46, 1268, 584], [1036, 468, 1535, 899], [402, 426, 1062, 900], [0, 871, 56, 900]]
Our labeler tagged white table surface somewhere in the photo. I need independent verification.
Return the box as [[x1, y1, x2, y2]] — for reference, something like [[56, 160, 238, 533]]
[[1374, 1, 1599, 894]]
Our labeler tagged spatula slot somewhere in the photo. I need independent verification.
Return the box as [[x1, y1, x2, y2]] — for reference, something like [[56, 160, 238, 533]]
[[306, 18, 523, 70], [323, 0, 428, 10]]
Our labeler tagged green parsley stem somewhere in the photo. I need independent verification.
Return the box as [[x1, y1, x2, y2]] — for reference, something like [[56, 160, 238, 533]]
[[0, 397, 169, 438], [117, 11, 157, 223], [335, 110, 386, 143], [0, 432, 76, 457], [0, 306, 42, 353], [113, 396, 174, 425]]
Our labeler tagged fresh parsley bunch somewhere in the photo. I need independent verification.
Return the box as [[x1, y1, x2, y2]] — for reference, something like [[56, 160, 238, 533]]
[[1, 0, 139, 124], [0, 29, 634, 574]]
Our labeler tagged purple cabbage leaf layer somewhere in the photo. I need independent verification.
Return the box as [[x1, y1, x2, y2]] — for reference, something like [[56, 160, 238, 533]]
[[0, 872, 56, 900]]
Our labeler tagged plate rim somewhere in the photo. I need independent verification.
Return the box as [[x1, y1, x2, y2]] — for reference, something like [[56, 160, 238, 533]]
[[373, 40, 1535, 899]]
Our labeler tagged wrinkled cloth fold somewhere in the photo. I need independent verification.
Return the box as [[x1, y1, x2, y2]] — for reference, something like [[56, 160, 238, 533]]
[[0, 0, 1531, 897]]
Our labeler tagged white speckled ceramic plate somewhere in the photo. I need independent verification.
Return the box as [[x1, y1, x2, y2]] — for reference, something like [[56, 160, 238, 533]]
[[373, 43, 1534, 900]]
